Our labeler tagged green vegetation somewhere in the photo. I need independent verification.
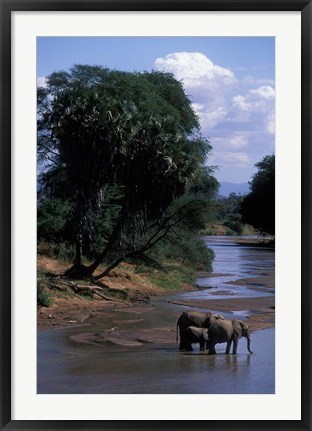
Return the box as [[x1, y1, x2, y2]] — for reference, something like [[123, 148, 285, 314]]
[[37, 63, 275, 298], [147, 267, 195, 291], [201, 155, 275, 238], [213, 193, 245, 235], [200, 193, 256, 236], [241, 155, 275, 236], [37, 273, 53, 307], [37, 65, 218, 282]]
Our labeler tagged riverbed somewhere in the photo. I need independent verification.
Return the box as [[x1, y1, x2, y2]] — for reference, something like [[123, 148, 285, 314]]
[[37, 236, 275, 394]]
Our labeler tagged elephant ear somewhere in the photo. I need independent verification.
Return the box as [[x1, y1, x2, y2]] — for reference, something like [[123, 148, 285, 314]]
[[233, 320, 248, 337]]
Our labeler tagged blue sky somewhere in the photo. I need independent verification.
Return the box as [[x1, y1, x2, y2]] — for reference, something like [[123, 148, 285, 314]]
[[37, 37, 275, 183]]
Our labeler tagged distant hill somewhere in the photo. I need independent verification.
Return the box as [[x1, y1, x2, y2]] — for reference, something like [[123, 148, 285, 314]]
[[218, 182, 250, 197]]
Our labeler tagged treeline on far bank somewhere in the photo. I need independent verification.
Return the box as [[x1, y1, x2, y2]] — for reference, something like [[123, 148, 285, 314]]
[[203, 154, 275, 237]]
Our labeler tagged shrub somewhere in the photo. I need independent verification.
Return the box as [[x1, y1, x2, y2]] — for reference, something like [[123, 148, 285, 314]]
[[151, 232, 214, 271], [37, 276, 53, 307]]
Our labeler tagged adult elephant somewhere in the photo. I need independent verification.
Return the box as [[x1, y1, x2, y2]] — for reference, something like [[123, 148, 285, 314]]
[[182, 326, 209, 351], [176, 311, 224, 350], [207, 319, 253, 355]]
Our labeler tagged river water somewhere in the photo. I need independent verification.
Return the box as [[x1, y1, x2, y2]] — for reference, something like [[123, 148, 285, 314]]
[[37, 236, 275, 394]]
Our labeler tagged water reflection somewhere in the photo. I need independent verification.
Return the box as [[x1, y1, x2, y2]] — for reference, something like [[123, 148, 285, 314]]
[[38, 327, 273, 394]]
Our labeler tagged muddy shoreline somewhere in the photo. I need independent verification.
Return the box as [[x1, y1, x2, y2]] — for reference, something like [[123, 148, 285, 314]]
[[38, 271, 274, 333], [37, 237, 275, 395], [37, 237, 275, 333]]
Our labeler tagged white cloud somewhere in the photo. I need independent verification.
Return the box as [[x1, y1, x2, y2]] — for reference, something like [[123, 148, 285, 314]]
[[212, 151, 250, 167], [37, 76, 48, 88], [155, 52, 240, 136], [267, 113, 275, 135], [229, 85, 275, 130], [196, 106, 228, 130], [257, 79, 275, 87], [232, 85, 275, 114], [213, 133, 249, 150], [154, 51, 275, 182], [250, 85, 275, 99], [154, 52, 236, 91]]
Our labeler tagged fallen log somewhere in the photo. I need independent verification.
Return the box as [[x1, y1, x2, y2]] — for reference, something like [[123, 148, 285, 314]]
[[50, 280, 128, 302]]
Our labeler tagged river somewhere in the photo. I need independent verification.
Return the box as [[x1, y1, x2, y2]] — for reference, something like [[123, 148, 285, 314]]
[[37, 236, 275, 394]]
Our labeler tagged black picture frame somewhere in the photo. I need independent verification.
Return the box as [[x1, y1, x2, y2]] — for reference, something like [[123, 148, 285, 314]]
[[1, 1, 311, 430]]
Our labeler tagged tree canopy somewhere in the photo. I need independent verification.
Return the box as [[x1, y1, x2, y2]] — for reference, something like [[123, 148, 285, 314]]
[[37, 65, 218, 278], [241, 154, 275, 236]]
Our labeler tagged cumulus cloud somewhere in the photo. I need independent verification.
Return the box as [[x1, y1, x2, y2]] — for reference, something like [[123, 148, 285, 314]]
[[154, 52, 237, 112], [154, 52, 237, 91], [195, 106, 228, 130], [155, 51, 238, 133], [228, 85, 275, 133], [154, 51, 275, 181], [232, 85, 275, 115]]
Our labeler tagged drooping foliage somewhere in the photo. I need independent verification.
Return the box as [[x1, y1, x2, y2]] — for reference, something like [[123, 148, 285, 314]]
[[37, 65, 218, 277], [241, 154, 275, 236]]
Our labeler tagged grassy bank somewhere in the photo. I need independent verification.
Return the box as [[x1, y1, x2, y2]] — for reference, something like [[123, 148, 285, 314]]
[[200, 223, 256, 236], [38, 253, 201, 297], [37, 253, 204, 329]]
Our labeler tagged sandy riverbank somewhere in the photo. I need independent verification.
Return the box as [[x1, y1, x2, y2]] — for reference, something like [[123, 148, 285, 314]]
[[37, 255, 194, 330], [37, 237, 275, 333], [38, 271, 274, 333]]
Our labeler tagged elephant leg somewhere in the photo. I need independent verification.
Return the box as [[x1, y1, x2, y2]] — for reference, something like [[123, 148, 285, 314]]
[[225, 339, 232, 354], [232, 334, 238, 354], [180, 342, 190, 350], [180, 343, 193, 351], [179, 333, 189, 350], [208, 344, 217, 355]]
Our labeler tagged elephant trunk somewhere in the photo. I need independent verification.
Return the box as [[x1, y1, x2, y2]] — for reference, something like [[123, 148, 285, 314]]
[[246, 333, 253, 354]]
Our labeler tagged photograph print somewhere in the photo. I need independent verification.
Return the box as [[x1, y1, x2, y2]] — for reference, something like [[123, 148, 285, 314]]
[[37, 36, 275, 394]]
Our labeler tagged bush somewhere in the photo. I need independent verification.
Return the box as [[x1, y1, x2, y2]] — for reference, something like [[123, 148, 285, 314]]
[[151, 232, 214, 271], [37, 276, 53, 307], [37, 241, 76, 262], [37, 198, 72, 242]]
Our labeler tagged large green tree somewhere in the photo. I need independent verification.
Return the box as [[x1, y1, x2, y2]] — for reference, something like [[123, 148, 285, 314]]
[[38, 65, 218, 278], [241, 154, 275, 235]]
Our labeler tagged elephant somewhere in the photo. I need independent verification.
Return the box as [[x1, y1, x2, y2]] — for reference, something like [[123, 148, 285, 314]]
[[176, 311, 224, 350], [182, 326, 209, 351], [207, 319, 253, 355]]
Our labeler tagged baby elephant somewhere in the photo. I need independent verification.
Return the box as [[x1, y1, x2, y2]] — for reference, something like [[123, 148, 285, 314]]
[[182, 326, 209, 351], [176, 311, 224, 350]]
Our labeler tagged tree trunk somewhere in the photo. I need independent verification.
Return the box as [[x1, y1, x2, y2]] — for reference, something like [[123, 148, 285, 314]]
[[85, 214, 124, 276], [74, 233, 83, 267], [94, 256, 125, 280], [64, 233, 87, 278]]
